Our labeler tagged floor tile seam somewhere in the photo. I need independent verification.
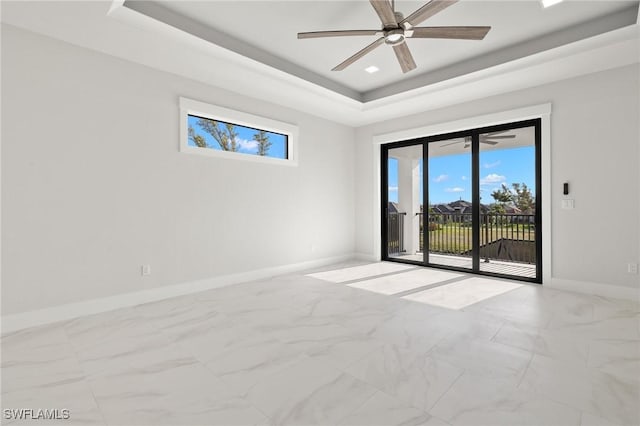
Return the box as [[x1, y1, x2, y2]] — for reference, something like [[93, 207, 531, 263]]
[[330, 346, 415, 394], [245, 355, 378, 425], [492, 321, 551, 355], [67, 315, 205, 370], [591, 363, 640, 389], [515, 349, 536, 390], [237, 352, 320, 400], [195, 357, 276, 426], [333, 339, 461, 414], [62, 313, 161, 354], [425, 367, 466, 417], [46, 324, 93, 383], [332, 388, 382, 426], [133, 305, 230, 365], [525, 377, 627, 426], [59, 325, 109, 426], [488, 321, 507, 344], [331, 341, 385, 377], [537, 395, 607, 425]]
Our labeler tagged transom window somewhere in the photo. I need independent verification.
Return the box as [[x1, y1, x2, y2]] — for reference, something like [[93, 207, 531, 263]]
[[179, 97, 298, 166]]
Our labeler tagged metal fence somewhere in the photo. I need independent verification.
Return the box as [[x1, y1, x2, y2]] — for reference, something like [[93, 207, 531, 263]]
[[416, 213, 536, 264], [387, 212, 406, 256]]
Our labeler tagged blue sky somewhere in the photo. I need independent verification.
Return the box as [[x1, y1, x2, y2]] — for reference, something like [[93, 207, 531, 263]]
[[188, 115, 287, 159], [388, 146, 535, 205]]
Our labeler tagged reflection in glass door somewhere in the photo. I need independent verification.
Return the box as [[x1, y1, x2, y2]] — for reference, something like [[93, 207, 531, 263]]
[[385, 144, 423, 263], [427, 136, 473, 270], [478, 125, 539, 279]]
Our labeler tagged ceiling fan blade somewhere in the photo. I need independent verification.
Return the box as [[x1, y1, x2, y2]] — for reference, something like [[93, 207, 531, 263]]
[[369, 0, 397, 28], [410, 26, 491, 40], [332, 37, 385, 71], [480, 140, 500, 145], [441, 140, 462, 147], [298, 30, 380, 39], [392, 42, 417, 73], [401, 0, 458, 27]]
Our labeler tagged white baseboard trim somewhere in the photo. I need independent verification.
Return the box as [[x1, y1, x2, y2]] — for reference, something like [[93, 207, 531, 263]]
[[547, 277, 640, 302], [1, 254, 355, 334]]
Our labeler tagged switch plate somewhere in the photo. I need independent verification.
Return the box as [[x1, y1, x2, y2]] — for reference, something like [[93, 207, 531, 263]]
[[628, 263, 638, 274], [561, 199, 575, 209], [141, 265, 151, 276]]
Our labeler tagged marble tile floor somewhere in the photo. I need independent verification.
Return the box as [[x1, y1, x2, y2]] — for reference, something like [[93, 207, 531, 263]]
[[1, 260, 639, 426]]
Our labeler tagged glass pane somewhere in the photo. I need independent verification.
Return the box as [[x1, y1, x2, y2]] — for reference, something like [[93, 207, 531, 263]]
[[188, 114, 288, 159], [479, 126, 536, 278], [387, 145, 423, 262], [427, 136, 473, 270]]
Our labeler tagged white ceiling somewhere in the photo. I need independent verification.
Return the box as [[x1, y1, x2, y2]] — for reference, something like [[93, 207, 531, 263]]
[[129, 0, 637, 100], [1, 1, 638, 126]]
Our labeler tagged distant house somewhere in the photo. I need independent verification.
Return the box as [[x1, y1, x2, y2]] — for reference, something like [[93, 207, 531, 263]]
[[388, 200, 530, 217], [432, 200, 489, 216], [503, 205, 523, 214]]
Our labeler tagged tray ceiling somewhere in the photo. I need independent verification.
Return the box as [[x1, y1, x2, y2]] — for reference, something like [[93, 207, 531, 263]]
[[126, 0, 638, 101]]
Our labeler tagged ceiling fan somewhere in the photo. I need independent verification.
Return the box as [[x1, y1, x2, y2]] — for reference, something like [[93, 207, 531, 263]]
[[441, 131, 516, 148], [297, 0, 491, 73]]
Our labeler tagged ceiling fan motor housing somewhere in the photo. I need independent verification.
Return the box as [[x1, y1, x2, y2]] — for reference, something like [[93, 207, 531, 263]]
[[384, 28, 405, 45]]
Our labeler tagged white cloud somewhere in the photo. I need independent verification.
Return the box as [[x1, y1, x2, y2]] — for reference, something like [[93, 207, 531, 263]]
[[445, 187, 465, 193], [388, 186, 398, 192], [461, 176, 467, 181], [481, 173, 506, 185], [237, 138, 258, 152], [434, 174, 449, 183], [484, 160, 501, 169]]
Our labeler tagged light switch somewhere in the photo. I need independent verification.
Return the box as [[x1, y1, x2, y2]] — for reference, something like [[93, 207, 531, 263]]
[[561, 199, 575, 209]]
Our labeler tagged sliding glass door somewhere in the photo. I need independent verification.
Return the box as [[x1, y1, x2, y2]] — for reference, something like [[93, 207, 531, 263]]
[[385, 144, 424, 263], [427, 135, 473, 270], [381, 119, 541, 283]]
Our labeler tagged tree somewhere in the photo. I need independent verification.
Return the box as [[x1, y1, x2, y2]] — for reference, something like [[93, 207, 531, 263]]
[[188, 125, 207, 148], [196, 118, 239, 151], [491, 184, 512, 208], [253, 130, 271, 156], [490, 182, 535, 213], [512, 183, 535, 213]]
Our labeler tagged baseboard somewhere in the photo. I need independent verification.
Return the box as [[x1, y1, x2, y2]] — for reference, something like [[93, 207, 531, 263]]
[[547, 277, 640, 302], [1, 254, 355, 334]]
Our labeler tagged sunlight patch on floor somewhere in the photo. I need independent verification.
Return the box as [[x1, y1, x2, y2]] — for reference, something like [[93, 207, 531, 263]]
[[402, 277, 523, 310], [347, 269, 462, 295], [306, 262, 414, 283]]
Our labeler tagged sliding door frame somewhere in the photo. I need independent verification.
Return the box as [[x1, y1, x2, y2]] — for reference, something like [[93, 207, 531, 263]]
[[381, 118, 542, 284]]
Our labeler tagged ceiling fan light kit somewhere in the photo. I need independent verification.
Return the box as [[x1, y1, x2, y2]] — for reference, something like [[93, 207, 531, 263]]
[[297, 0, 492, 74], [384, 29, 405, 45]]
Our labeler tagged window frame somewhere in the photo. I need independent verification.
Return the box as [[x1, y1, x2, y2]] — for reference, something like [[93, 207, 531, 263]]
[[179, 97, 299, 166]]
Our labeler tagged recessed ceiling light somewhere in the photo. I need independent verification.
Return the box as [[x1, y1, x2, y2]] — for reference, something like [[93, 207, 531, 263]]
[[365, 66, 379, 74], [542, 0, 563, 8]]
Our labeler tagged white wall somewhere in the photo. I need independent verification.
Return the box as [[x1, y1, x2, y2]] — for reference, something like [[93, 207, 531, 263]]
[[1, 25, 355, 315], [355, 64, 640, 291]]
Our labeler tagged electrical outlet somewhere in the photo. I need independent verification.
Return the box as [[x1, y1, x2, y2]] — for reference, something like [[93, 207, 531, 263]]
[[628, 263, 638, 274], [141, 264, 151, 276]]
